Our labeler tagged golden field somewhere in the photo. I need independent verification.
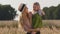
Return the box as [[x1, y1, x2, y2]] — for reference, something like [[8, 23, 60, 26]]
[[0, 20, 60, 34]]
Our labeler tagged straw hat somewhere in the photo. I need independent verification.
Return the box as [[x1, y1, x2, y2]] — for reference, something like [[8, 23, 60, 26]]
[[18, 3, 26, 12]]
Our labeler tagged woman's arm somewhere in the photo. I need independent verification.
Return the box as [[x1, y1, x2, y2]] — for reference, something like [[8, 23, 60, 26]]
[[24, 25, 40, 32], [28, 12, 32, 25], [27, 28, 40, 32]]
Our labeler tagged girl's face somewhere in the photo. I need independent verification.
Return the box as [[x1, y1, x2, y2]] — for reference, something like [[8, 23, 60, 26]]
[[33, 5, 40, 11]]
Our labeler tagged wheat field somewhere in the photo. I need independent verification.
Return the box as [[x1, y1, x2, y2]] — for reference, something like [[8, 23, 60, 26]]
[[0, 20, 60, 34]]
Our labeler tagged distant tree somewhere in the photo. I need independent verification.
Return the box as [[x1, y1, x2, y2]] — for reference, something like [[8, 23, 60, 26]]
[[54, 4, 60, 19], [0, 4, 16, 20], [42, 4, 60, 20], [47, 6, 56, 19]]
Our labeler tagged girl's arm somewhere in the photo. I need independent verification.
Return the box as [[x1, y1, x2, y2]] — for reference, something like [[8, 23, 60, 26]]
[[41, 10, 45, 16]]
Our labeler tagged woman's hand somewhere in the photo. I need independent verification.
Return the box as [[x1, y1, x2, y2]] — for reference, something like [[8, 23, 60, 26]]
[[31, 32, 36, 34], [36, 28, 40, 31]]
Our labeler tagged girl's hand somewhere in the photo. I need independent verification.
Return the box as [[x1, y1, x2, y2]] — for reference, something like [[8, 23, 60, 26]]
[[42, 11, 45, 16]]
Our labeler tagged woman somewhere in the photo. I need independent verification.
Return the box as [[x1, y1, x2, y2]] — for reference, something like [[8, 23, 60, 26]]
[[18, 3, 40, 34]]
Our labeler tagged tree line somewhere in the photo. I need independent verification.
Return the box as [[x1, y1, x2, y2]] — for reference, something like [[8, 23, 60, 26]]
[[42, 4, 60, 20], [0, 4, 16, 20], [0, 4, 60, 20]]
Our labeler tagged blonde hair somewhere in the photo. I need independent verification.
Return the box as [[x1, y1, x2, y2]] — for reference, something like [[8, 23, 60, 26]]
[[18, 6, 28, 28]]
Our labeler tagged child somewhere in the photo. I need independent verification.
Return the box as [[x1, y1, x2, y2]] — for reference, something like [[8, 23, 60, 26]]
[[18, 3, 40, 34], [32, 2, 45, 34]]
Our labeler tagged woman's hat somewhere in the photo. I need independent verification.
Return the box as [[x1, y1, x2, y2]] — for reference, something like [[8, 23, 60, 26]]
[[18, 3, 26, 12]]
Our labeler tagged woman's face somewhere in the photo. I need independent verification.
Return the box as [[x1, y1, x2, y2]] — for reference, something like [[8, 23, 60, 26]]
[[24, 6, 28, 13]]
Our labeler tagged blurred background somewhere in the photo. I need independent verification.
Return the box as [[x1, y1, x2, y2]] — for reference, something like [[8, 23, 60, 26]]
[[0, 0, 60, 20], [0, 0, 60, 34]]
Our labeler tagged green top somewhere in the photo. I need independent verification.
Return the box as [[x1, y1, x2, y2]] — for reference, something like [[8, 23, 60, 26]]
[[32, 13, 42, 28]]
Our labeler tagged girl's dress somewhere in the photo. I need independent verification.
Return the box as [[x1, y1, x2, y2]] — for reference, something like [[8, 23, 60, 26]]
[[32, 10, 43, 28]]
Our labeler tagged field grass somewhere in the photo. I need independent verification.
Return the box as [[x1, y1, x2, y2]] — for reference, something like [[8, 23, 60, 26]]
[[0, 20, 60, 34]]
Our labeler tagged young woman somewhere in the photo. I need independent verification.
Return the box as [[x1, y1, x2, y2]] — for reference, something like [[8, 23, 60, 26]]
[[18, 3, 40, 34], [32, 2, 45, 34]]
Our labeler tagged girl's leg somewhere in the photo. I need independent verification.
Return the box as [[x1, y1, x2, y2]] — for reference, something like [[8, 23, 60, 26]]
[[27, 32, 31, 34], [36, 28, 41, 34], [36, 31, 40, 34]]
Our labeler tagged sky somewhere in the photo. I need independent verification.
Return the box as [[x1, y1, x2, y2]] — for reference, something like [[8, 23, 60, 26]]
[[0, 0, 60, 20]]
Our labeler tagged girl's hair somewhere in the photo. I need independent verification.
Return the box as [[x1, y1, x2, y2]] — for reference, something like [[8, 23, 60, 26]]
[[34, 2, 40, 6]]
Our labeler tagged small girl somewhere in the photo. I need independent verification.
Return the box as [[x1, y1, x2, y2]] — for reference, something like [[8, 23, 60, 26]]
[[32, 2, 45, 34]]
